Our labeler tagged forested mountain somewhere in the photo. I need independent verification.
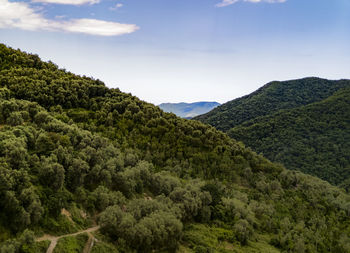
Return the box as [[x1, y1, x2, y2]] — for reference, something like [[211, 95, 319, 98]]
[[195, 78, 350, 188], [1, 44, 350, 253], [195, 78, 349, 132], [228, 86, 350, 187], [158, 102, 220, 118]]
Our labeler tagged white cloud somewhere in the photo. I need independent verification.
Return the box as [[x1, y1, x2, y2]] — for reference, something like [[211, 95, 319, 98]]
[[0, 0, 52, 31], [216, 0, 286, 7], [63, 19, 137, 36], [32, 0, 100, 5], [109, 3, 123, 11], [0, 0, 139, 36]]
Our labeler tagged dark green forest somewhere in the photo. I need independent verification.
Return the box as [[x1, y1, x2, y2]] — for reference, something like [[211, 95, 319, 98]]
[[195, 78, 349, 132], [196, 78, 350, 187], [1, 44, 350, 253], [228, 87, 350, 187]]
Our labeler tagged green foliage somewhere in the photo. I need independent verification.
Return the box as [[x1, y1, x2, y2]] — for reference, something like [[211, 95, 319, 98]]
[[90, 241, 119, 253], [25, 241, 50, 253], [233, 219, 254, 245], [89, 186, 126, 212], [0, 230, 49, 253], [229, 86, 350, 186], [0, 43, 276, 181], [0, 44, 350, 253], [53, 233, 88, 253], [183, 224, 235, 252], [195, 77, 349, 131], [41, 215, 80, 236], [90, 232, 122, 253], [150, 171, 181, 195], [197, 77, 350, 187], [99, 198, 183, 252], [169, 182, 212, 221]]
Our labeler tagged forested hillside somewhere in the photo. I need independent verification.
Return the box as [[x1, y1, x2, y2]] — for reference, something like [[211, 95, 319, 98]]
[[228, 86, 350, 187], [195, 78, 350, 187], [195, 78, 349, 132], [1, 44, 350, 253]]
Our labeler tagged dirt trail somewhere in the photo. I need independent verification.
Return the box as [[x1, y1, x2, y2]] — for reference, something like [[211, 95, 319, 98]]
[[82, 232, 98, 253], [36, 226, 100, 253]]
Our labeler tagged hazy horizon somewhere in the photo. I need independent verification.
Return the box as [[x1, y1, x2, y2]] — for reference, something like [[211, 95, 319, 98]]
[[1, 0, 349, 104]]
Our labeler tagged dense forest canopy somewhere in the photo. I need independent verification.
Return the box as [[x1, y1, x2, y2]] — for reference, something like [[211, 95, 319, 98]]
[[195, 78, 349, 132], [0, 44, 350, 253], [228, 87, 350, 187], [195, 78, 350, 188]]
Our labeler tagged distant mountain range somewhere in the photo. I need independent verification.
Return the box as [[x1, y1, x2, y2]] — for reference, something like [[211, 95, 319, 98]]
[[158, 102, 220, 118]]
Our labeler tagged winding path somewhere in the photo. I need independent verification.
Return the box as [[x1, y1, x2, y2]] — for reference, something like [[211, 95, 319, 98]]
[[36, 226, 100, 253]]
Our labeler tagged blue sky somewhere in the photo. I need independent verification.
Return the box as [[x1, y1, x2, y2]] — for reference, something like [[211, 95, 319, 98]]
[[1, 0, 349, 104]]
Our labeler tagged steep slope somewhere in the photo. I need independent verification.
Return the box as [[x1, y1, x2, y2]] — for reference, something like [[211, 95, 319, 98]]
[[195, 78, 350, 186], [158, 102, 220, 118], [195, 77, 350, 132], [0, 44, 350, 253], [228, 86, 350, 186]]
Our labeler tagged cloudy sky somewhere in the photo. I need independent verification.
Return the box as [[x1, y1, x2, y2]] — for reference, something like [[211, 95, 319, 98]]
[[1, 0, 349, 104]]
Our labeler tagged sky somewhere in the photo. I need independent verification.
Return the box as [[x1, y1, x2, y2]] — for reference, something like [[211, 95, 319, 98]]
[[0, 0, 349, 104]]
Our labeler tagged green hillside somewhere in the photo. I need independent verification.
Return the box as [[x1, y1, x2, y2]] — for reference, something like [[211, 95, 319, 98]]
[[195, 78, 349, 132], [228, 86, 350, 187], [195, 78, 350, 186], [1, 44, 350, 253]]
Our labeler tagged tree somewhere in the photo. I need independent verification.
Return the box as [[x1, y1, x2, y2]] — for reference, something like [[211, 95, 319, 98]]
[[39, 156, 65, 190], [233, 219, 253, 245], [6, 112, 23, 126], [90, 186, 125, 211]]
